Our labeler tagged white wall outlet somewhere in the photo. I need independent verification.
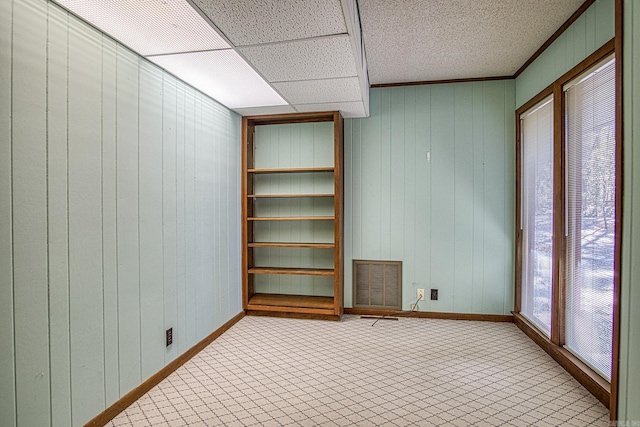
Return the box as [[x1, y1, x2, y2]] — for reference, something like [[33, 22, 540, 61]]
[[417, 289, 425, 301]]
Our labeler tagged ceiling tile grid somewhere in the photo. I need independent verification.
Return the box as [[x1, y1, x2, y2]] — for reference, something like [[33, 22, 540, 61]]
[[190, 0, 347, 46], [239, 35, 358, 82], [358, 0, 585, 85], [294, 101, 366, 118], [274, 77, 363, 105]]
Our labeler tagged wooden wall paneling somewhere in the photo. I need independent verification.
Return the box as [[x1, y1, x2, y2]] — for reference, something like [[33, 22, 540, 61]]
[[12, 0, 51, 424], [360, 90, 382, 258], [46, 4, 72, 424], [0, 0, 15, 423], [379, 88, 392, 259], [573, 13, 588, 63], [230, 113, 242, 314], [413, 86, 431, 308], [138, 61, 165, 381], [430, 84, 456, 312], [471, 82, 487, 313], [343, 119, 354, 307], [163, 74, 178, 363], [585, 1, 598, 53], [101, 34, 119, 407], [502, 81, 517, 314], [390, 88, 406, 260], [452, 84, 475, 313], [619, 0, 640, 420], [515, 0, 614, 108], [195, 96, 215, 336], [482, 81, 508, 314], [183, 87, 197, 348], [115, 45, 141, 395], [175, 81, 187, 354], [68, 11, 106, 424], [401, 88, 417, 309]]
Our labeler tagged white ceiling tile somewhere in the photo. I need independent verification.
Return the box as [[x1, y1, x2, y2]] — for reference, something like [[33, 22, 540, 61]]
[[273, 78, 362, 105], [358, 0, 585, 84], [190, 0, 347, 46], [294, 101, 367, 118], [239, 35, 357, 82], [233, 105, 297, 117], [149, 50, 287, 109], [54, 0, 230, 56]]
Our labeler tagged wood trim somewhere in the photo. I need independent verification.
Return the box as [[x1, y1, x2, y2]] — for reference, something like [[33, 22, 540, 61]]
[[514, 111, 522, 313], [84, 311, 245, 427], [609, 0, 623, 420], [241, 117, 251, 309], [513, 312, 610, 407], [246, 310, 341, 321], [344, 308, 514, 323], [248, 293, 334, 309], [551, 82, 566, 346], [247, 216, 335, 221], [334, 111, 345, 316], [371, 75, 513, 88], [248, 267, 334, 276], [248, 167, 335, 174], [248, 242, 335, 249], [247, 193, 334, 198], [243, 111, 336, 125], [556, 39, 616, 88], [513, 0, 597, 78]]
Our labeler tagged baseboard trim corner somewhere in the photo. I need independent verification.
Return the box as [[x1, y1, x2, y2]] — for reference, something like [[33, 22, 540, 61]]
[[344, 308, 514, 322], [84, 310, 246, 427]]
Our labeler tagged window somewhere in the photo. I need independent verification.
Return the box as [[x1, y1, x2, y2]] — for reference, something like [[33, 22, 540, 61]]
[[520, 97, 554, 336], [564, 57, 616, 380], [515, 43, 618, 398]]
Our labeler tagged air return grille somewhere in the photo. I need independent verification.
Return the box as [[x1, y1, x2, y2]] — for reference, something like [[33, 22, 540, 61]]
[[353, 260, 402, 310]]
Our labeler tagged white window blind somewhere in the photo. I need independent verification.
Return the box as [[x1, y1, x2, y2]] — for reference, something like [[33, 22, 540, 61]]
[[564, 57, 615, 380], [521, 97, 554, 336]]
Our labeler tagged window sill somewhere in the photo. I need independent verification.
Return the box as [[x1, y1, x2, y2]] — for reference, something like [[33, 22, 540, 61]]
[[512, 312, 610, 408]]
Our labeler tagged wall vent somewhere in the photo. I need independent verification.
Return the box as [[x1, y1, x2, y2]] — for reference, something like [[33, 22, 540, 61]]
[[353, 260, 402, 310]]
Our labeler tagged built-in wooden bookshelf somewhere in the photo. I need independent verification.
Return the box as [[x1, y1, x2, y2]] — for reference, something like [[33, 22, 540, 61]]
[[241, 112, 344, 321]]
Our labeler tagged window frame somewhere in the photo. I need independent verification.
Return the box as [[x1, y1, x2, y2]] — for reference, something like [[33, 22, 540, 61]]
[[514, 38, 619, 409]]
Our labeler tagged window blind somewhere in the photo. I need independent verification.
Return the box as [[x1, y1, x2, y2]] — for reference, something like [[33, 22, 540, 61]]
[[520, 97, 554, 336], [564, 57, 615, 380]]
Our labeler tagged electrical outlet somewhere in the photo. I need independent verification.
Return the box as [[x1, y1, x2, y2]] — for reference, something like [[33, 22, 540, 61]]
[[417, 289, 425, 301], [166, 328, 173, 347], [410, 303, 418, 311], [431, 289, 438, 300]]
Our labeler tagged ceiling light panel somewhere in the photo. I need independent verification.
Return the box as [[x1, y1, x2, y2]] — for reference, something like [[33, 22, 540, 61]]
[[54, 0, 230, 56], [273, 77, 362, 105], [239, 35, 358, 82], [191, 0, 347, 46], [150, 50, 288, 109]]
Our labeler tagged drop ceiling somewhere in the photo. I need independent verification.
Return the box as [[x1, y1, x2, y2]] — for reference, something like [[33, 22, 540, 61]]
[[53, 0, 587, 118]]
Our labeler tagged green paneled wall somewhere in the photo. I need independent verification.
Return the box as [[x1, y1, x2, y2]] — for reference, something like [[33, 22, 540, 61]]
[[0, 0, 242, 425], [344, 82, 516, 314], [619, 1, 640, 422], [515, 0, 615, 108], [251, 122, 336, 296]]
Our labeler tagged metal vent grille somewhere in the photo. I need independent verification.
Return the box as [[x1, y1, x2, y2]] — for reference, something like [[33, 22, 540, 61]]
[[353, 260, 401, 310]]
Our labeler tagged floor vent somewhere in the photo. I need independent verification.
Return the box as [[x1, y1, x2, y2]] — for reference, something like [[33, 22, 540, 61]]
[[353, 260, 402, 310]]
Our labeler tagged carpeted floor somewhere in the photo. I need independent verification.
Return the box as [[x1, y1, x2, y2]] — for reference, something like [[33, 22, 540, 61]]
[[108, 315, 609, 426]]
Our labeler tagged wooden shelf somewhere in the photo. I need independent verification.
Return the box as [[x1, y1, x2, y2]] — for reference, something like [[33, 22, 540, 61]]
[[248, 294, 335, 310], [249, 242, 335, 249], [248, 167, 334, 174], [242, 111, 344, 320], [248, 193, 334, 198], [248, 216, 334, 221], [248, 267, 334, 276]]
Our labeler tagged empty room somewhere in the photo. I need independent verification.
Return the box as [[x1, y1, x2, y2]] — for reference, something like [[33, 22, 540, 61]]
[[1, 0, 639, 425]]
